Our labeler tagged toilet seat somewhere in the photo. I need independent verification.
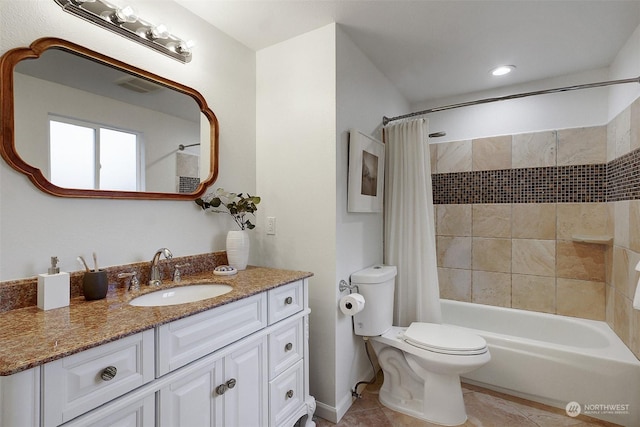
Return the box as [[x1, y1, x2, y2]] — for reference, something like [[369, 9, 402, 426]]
[[403, 322, 487, 355]]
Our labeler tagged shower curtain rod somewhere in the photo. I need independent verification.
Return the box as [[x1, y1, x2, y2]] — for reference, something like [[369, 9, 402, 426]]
[[382, 76, 640, 126], [178, 143, 201, 151]]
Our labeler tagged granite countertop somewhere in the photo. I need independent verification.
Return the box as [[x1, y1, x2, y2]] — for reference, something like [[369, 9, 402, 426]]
[[0, 266, 312, 376]]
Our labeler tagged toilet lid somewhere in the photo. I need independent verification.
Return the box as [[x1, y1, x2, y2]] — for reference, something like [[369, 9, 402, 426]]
[[403, 323, 487, 355]]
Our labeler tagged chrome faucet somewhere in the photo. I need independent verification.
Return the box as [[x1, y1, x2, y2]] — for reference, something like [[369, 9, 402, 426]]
[[149, 248, 173, 286], [118, 271, 140, 291]]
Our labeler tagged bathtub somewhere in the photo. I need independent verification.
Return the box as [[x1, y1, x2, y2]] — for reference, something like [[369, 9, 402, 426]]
[[440, 299, 640, 426]]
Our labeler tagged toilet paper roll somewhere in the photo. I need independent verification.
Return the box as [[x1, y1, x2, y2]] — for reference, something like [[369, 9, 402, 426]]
[[340, 293, 365, 316]]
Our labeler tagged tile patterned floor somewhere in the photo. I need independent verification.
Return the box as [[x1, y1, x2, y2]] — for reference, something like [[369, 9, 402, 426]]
[[313, 373, 621, 427]]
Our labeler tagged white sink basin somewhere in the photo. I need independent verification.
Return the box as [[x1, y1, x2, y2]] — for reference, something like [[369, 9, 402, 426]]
[[129, 284, 233, 307]]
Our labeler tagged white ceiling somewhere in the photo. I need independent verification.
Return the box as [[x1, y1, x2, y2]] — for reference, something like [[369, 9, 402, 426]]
[[174, 0, 640, 105]]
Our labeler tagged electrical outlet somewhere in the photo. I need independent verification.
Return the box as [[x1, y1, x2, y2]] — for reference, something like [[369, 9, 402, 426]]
[[266, 217, 276, 235]]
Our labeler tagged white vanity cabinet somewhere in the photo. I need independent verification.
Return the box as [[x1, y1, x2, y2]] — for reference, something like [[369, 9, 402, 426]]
[[156, 279, 312, 427], [0, 277, 315, 427]]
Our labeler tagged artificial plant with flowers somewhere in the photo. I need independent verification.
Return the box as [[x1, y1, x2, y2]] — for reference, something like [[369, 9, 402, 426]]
[[195, 188, 261, 230]]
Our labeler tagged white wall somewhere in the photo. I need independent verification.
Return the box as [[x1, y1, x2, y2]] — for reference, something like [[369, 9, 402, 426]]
[[609, 22, 640, 120], [256, 23, 410, 423], [0, 0, 255, 280], [256, 23, 338, 417], [334, 26, 409, 421]]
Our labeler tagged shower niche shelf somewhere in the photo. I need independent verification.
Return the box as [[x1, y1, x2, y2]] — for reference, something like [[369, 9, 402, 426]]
[[571, 234, 613, 245]]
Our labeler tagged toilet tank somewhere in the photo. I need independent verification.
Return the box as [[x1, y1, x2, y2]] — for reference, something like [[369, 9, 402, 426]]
[[350, 265, 397, 336]]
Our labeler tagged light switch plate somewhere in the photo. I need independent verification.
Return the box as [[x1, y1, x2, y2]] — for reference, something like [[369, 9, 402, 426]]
[[266, 216, 276, 235]]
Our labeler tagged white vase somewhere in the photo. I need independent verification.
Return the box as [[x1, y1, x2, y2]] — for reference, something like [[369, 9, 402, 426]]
[[226, 230, 250, 270]]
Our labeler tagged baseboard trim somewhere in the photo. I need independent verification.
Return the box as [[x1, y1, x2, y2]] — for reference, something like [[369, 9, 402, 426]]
[[336, 391, 354, 421], [314, 401, 337, 423], [314, 392, 353, 424]]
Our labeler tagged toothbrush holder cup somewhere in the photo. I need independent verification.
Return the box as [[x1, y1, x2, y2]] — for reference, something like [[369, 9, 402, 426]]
[[83, 270, 108, 300]]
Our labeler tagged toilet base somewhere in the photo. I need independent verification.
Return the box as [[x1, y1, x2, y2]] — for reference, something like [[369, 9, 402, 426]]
[[371, 334, 483, 426], [376, 348, 467, 426], [406, 353, 467, 425]]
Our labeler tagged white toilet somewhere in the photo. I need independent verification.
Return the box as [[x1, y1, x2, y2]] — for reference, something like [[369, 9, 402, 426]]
[[351, 265, 490, 426]]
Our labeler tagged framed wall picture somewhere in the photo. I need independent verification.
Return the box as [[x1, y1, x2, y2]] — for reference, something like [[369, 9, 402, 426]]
[[348, 130, 385, 212]]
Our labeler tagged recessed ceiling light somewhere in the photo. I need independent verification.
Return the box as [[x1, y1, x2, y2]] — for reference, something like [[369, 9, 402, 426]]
[[491, 65, 516, 76]]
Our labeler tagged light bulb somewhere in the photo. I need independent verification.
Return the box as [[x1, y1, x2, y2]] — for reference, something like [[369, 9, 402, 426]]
[[113, 5, 138, 24], [146, 24, 169, 40], [175, 39, 196, 55]]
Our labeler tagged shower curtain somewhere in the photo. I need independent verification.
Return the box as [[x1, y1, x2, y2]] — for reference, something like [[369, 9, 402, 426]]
[[384, 118, 442, 326]]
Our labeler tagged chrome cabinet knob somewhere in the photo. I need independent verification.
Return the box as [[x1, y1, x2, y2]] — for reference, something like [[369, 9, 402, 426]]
[[216, 378, 237, 395], [286, 389, 294, 399], [101, 366, 117, 381], [285, 296, 293, 305], [285, 342, 293, 351]]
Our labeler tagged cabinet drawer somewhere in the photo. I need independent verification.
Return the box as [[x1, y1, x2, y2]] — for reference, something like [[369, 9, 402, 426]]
[[43, 329, 154, 427], [157, 293, 267, 376], [269, 360, 304, 427], [62, 391, 155, 427], [268, 280, 303, 325], [268, 317, 303, 379]]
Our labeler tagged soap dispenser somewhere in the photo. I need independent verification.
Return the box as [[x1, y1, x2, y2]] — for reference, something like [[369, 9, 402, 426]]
[[37, 256, 70, 310]]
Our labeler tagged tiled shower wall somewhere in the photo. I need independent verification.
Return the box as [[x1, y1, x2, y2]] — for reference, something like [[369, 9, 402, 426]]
[[605, 98, 640, 359], [430, 96, 640, 358]]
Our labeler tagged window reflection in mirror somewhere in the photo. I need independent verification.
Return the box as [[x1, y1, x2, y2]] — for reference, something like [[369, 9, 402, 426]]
[[0, 38, 218, 200], [50, 118, 140, 191]]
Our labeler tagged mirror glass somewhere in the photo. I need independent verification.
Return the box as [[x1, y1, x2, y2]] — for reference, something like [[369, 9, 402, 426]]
[[1, 38, 218, 199]]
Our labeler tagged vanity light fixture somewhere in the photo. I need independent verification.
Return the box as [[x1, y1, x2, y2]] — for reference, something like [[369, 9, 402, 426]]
[[53, 0, 194, 63], [490, 65, 516, 76], [146, 23, 170, 41]]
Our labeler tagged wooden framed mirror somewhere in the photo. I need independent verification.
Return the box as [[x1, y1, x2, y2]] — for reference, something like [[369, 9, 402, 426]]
[[0, 38, 218, 200]]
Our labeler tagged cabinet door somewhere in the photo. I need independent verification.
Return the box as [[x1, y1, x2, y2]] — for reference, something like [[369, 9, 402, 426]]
[[0, 367, 40, 427], [221, 335, 268, 427], [159, 334, 268, 427], [158, 357, 223, 427]]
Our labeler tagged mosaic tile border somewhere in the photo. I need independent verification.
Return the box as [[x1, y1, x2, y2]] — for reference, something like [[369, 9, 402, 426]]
[[607, 147, 640, 201], [432, 164, 607, 204], [558, 164, 608, 203], [179, 176, 201, 194], [433, 145, 640, 204]]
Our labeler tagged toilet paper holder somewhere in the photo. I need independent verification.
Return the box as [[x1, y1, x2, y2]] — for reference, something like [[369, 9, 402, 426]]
[[339, 279, 359, 294]]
